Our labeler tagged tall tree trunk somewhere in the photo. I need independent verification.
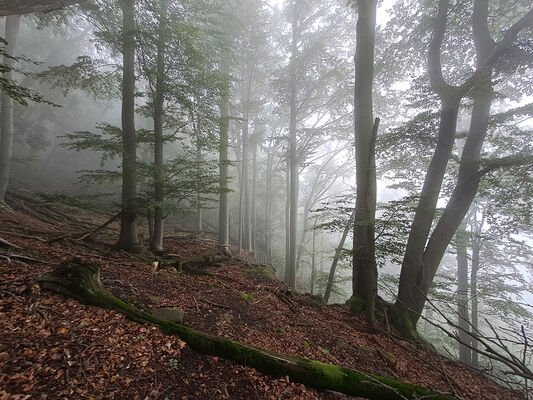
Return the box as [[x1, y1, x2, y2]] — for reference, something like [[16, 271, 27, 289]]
[[150, 0, 168, 253], [284, 160, 290, 282], [310, 216, 318, 295], [286, 0, 299, 289], [0, 15, 21, 205], [218, 55, 230, 248], [196, 138, 203, 233], [470, 205, 484, 367], [324, 209, 354, 304], [241, 80, 252, 251], [455, 220, 471, 364], [117, 0, 140, 251], [265, 141, 273, 263], [351, 0, 378, 323], [251, 139, 257, 251]]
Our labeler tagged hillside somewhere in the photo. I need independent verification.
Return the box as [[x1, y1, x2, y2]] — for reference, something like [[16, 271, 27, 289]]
[[0, 193, 521, 400]]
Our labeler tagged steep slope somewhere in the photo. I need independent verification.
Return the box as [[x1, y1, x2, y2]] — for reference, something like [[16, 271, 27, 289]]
[[0, 192, 522, 399]]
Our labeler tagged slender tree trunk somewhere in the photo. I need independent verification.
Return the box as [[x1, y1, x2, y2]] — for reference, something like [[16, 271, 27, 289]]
[[218, 56, 230, 248], [237, 140, 244, 252], [0, 15, 20, 205], [470, 205, 484, 367], [251, 140, 257, 251], [352, 0, 378, 323], [196, 140, 203, 233], [150, 0, 168, 253], [455, 220, 471, 364], [310, 216, 318, 295], [241, 89, 252, 251], [286, 0, 299, 289], [284, 160, 290, 282], [265, 142, 273, 262], [324, 209, 355, 304], [117, 0, 140, 251]]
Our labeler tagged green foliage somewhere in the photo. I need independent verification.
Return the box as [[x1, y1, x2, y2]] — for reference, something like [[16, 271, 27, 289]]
[[37, 55, 121, 100], [168, 357, 179, 369], [0, 37, 58, 107], [240, 292, 255, 303]]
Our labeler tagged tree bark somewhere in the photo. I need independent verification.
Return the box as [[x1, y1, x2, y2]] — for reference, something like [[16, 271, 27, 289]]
[[0, 0, 85, 15], [0, 15, 21, 205], [324, 209, 354, 304], [251, 139, 257, 251], [351, 0, 378, 323], [117, 0, 140, 252], [38, 260, 455, 400], [392, 0, 508, 336], [284, 159, 291, 281], [470, 205, 484, 367], [265, 141, 273, 262], [150, 0, 168, 253], [218, 54, 230, 248], [286, 0, 299, 289], [455, 220, 471, 364], [241, 80, 252, 251]]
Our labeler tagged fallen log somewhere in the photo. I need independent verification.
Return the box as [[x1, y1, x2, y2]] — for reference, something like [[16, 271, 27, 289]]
[[38, 260, 456, 400]]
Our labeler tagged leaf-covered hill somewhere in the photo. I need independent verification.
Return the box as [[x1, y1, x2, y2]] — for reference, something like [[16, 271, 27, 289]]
[[0, 192, 521, 399]]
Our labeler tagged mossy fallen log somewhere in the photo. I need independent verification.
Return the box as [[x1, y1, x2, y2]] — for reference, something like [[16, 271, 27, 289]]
[[38, 259, 456, 400]]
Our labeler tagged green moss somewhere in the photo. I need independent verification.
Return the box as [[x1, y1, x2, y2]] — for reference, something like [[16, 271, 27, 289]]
[[240, 292, 255, 302], [308, 360, 344, 384], [346, 296, 366, 314], [39, 261, 457, 400]]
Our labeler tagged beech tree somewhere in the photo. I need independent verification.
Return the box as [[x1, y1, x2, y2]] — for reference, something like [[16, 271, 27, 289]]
[[391, 0, 533, 338], [0, 15, 21, 205], [116, 0, 140, 251], [0, 0, 84, 16], [350, 0, 379, 323]]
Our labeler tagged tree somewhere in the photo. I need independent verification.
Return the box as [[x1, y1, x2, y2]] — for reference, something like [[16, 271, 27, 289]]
[[391, 0, 533, 338], [149, 0, 168, 253], [116, 0, 140, 251], [0, 0, 84, 16], [0, 15, 21, 205], [350, 0, 379, 323]]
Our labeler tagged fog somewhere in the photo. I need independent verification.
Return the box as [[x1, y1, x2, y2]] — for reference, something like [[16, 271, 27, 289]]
[[1, 0, 532, 387]]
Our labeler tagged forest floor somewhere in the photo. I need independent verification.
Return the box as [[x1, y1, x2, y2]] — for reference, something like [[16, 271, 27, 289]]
[[0, 191, 522, 400]]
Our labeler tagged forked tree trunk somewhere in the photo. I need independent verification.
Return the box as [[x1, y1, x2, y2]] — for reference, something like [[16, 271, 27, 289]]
[[0, 15, 21, 205], [38, 260, 455, 400], [351, 0, 378, 323], [117, 0, 140, 252], [391, 0, 520, 338]]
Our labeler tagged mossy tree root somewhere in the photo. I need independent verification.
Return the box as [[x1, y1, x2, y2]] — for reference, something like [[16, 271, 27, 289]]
[[38, 260, 456, 400]]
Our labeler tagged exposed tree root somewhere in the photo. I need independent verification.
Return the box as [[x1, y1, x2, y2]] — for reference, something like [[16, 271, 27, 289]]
[[156, 255, 229, 273], [38, 259, 456, 400]]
